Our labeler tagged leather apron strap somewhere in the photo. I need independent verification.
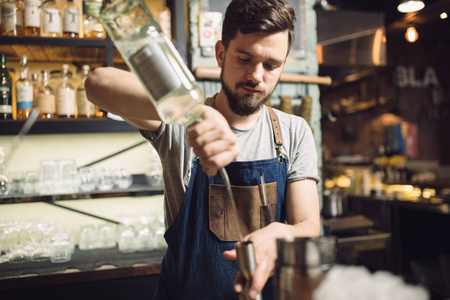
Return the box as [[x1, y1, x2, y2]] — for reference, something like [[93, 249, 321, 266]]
[[267, 107, 284, 161]]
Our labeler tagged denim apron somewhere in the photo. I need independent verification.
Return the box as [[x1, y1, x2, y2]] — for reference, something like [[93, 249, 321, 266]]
[[153, 108, 288, 300]]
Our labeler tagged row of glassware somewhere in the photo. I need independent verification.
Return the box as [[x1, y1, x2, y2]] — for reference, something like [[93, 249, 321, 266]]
[[0, 214, 167, 264], [4, 160, 133, 196]]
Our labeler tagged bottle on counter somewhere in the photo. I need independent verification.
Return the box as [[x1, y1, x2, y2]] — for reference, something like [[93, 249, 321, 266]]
[[0, 53, 13, 119], [62, 0, 80, 38], [36, 69, 55, 119], [76, 64, 95, 118], [56, 64, 76, 118], [16, 55, 33, 119], [23, 0, 41, 36], [82, 0, 104, 38], [16, 0, 24, 35], [1, 0, 17, 36], [41, 0, 61, 37]]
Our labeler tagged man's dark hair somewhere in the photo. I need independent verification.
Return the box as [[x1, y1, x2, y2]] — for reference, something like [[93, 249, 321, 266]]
[[221, 0, 296, 55]]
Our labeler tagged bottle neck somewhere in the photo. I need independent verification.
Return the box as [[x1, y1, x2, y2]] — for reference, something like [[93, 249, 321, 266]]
[[1, 55, 7, 69]]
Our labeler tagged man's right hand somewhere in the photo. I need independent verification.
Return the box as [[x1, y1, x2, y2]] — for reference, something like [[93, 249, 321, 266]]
[[186, 105, 240, 176]]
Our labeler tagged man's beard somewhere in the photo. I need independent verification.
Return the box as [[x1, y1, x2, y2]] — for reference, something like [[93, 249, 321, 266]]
[[220, 69, 273, 117]]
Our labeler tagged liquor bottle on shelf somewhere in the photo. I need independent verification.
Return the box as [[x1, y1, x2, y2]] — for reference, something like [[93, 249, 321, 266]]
[[0, 53, 13, 119], [30, 72, 39, 107], [62, 0, 80, 38], [76, 64, 95, 118], [36, 69, 55, 119], [1, 0, 17, 36], [16, 0, 24, 35], [41, 0, 61, 37], [56, 64, 76, 118], [24, 0, 41, 36], [82, 0, 104, 38], [16, 55, 33, 119]]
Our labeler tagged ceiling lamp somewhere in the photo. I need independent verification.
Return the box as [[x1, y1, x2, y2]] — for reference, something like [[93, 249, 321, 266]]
[[405, 26, 419, 42], [397, 0, 425, 13]]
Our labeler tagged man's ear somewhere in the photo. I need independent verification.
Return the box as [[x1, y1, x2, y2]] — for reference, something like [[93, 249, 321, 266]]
[[215, 40, 225, 68]]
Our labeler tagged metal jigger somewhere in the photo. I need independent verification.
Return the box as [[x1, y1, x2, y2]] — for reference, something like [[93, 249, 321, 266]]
[[236, 241, 262, 300]]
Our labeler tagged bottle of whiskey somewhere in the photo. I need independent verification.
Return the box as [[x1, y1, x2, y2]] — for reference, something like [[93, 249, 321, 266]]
[[23, 0, 41, 36], [16, 55, 33, 119], [41, 0, 61, 37], [16, 0, 24, 35], [0, 54, 13, 119], [62, 0, 80, 38], [76, 65, 95, 118], [56, 64, 76, 118], [30, 72, 39, 107], [82, 0, 104, 38], [36, 69, 55, 119], [1, 0, 17, 36]]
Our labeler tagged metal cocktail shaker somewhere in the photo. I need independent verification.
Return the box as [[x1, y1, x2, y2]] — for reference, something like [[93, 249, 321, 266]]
[[275, 236, 337, 300]]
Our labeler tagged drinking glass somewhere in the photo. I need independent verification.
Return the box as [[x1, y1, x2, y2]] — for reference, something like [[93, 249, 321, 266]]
[[58, 159, 78, 194], [97, 223, 116, 249], [8, 222, 30, 263], [50, 229, 73, 263], [39, 160, 59, 195], [113, 167, 133, 189], [118, 223, 137, 253], [7, 171, 24, 195], [79, 225, 98, 250], [78, 167, 97, 192], [96, 167, 114, 191], [23, 171, 39, 195]]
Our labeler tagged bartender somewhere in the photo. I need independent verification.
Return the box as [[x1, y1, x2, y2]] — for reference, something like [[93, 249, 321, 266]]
[[85, 0, 320, 298]]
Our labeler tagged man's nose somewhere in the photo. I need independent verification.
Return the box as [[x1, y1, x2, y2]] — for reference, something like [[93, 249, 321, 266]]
[[246, 63, 263, 83]]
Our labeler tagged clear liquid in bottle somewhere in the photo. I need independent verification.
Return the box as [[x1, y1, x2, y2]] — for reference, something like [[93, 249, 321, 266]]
[[99, 0, 204, 126]]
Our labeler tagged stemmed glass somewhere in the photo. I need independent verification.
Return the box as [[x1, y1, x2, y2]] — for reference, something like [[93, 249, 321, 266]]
[[0, 147, 10, 196]]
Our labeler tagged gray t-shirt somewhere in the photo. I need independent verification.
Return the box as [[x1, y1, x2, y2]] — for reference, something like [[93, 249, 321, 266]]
[[140, 96, 320, 228]]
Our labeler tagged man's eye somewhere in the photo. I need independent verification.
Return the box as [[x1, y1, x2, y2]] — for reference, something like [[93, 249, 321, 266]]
[[265, 64, 278, 70], [238, 57, 251, 63]]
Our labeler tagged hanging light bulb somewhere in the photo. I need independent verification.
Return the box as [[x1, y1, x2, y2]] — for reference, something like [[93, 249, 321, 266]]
[[405, 26, 419, 42], [397, 0, 425, 13]]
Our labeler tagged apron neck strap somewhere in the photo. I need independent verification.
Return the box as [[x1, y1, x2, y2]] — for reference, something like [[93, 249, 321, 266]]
[[267, 107, 284, 161]]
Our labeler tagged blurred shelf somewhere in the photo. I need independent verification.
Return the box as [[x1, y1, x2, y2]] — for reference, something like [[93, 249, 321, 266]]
[[0, 36, 124, 66], [0, 174, 164, 204], [0, 118, 138, 135]]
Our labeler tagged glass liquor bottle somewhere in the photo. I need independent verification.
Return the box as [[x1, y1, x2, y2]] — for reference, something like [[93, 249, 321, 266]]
[[76, 65, 95, 118], [41, 0, 60, 37], [1, 0, 17, 36], [36, 69, 55, 119], [82, 0, 104, 38], [16, 55, 33, 119], [56, 64, 76, 118], [30, 72, 39, 107], [62, 0, 80, 38], [0, 54, 13, 119], [23, 0, 40, 36], [16, 0, 24, 35], [99, 0, 204, 126]]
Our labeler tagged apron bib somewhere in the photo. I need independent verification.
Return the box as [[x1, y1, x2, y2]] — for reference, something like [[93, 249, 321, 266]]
[[153, 108, 288, 300]]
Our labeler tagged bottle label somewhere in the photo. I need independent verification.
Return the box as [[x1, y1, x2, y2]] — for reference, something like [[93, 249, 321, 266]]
[[0, 105, 12, 113], [43, 8, 60, 33], [83, 0, 102, 17], [16, 85, 33, 109], [76, 90, 94, 115], [1, 3, 16, 31], [56, 88, 76, 115], [63, 8, 79, 33], [24, 0, 41, 27], [129, 43, 182, 102], [37, 94, 56, 113]]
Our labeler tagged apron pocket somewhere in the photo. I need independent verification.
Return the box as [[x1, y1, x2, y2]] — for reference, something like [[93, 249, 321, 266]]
[[209, 182, 277, 242]]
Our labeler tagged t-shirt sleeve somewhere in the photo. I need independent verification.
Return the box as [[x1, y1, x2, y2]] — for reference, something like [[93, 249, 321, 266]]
[[287, 117, 320, 184]]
